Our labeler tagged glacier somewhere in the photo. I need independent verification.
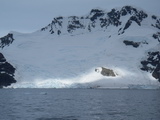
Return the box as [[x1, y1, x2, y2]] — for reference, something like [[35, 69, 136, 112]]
[[0, 6, 160, 88]]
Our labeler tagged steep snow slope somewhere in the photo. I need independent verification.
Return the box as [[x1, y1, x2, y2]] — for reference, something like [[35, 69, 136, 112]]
[[0, 6, 160, 88]]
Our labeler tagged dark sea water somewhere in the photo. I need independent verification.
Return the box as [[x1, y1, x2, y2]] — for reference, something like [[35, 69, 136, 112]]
[[0, 89, 160, 120]]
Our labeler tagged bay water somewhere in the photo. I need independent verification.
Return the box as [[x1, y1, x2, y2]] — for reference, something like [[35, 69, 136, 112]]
[[0, 89, 160, 120]]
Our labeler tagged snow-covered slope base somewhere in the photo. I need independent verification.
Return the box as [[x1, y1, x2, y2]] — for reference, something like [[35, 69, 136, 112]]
[[1, 6, 160, 88], [2, 31, 159, 88]]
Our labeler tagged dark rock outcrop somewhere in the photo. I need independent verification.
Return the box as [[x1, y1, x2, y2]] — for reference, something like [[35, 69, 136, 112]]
[[101, 67, 116, 76], [0, 53, 16, 87], [119, 7, 148, 34], [95, 67, 116, 76], [123, 40, 140, 48], [123, 40, 148, 48], [152, 32, 160, 42], [151, 15, 160, 30], [41, 6, 151, 36], [141, 51, 160, 82], [89, 9, 104, 21], [0, 33, 14, 48], [107, 8, 121, 26], [67, 16, 84, 33]]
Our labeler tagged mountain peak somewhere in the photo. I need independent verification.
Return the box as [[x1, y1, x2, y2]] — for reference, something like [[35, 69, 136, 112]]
[[88, 8, 105, 21], [40, 6, 153, 36]]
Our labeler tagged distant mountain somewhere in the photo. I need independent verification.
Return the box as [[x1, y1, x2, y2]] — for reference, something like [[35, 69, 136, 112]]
[[40, 6, 159, 35], [0, 6, 160, 88]]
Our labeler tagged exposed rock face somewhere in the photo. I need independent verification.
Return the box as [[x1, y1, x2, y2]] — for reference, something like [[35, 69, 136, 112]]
[[95, 67, 116, 77], [123, 40, 148, 48], [67, 17, 84, 33], [151, 15, 160, 30], [123, 40, 140, 48], [0, 33, 16, 87], [141, 51, 160, 82], [41, 6, 151, 36], [152, 32, 160, 42], [0, 33, 14, 48], [120, 9, 148, 33], [0, 53, 16, 87]]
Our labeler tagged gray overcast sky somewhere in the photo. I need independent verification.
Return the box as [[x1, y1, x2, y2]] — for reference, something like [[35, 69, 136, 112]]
[[0, 0, 160, 37]]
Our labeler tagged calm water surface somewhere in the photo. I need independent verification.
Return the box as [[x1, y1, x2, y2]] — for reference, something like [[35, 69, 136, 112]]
[[0, 89, 160, 120]]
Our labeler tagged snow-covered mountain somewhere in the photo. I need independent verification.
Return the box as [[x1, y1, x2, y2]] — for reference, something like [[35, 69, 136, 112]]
[[0, 6, 160, 88]]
